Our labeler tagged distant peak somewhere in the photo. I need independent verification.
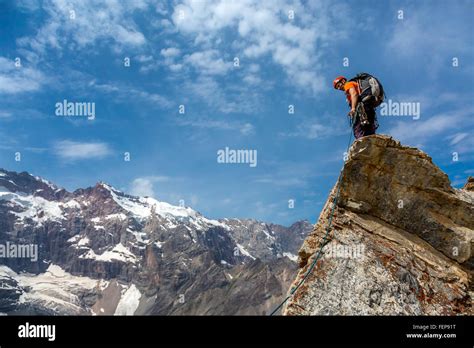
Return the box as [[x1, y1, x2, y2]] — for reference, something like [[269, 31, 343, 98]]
[[97, 181, 121, 193], [0, 168, 67, 200]]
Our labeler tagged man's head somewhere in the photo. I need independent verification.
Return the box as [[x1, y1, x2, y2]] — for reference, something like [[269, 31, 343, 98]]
[[333, 76, 347, 90]]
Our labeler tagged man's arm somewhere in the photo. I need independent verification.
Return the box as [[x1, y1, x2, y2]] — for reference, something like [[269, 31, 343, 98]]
[[349, 87, 359, 112]]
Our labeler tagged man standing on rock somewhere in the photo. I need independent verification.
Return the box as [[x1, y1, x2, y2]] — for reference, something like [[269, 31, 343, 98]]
[[333, 73, 385, 139]]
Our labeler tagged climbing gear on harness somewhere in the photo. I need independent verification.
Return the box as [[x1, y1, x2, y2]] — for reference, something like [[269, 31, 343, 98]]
[[355, 102, 370, 127], [349, 102, 369, 128]]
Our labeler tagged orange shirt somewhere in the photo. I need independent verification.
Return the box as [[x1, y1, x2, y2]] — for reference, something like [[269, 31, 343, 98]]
[[343, 81, 360, 105]]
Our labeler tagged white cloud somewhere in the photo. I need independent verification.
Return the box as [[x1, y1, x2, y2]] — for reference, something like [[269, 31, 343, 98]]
[[389, 108, 473, 146], [0, 56, 44, 94], [17, 0, 150, 58], [183, 75, 259, 114], [449, 133, 469, 146], [53, 140, 112, 160], [171, 0, 350, 95], [280, 117, 348, 140], [183, 49, 232, 75], [176, 117, 255, 135], [447, 132, 474, 155], [139, 47, 182, 73], [130, 176, 170, 197], [293, 123, 326, 140], [136, 55, 153, 63], [243, 74, 262, 85], [89, 80, 172, 108], [240, 123, 255, 136], [160, 47, 181, 58], [168, 64, 183, 72]]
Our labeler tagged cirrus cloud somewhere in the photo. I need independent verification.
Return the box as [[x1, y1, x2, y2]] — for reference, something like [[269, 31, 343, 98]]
[[0, 56, 44, 94], [53, 140, 112, 160]]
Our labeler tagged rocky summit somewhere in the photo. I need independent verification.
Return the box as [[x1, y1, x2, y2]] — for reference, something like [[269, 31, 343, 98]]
[[284, 135, 473, 315], [0, 169, 312, 315]]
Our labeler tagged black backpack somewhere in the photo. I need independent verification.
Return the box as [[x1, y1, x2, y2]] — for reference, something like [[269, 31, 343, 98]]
[[349, 73, 385, 107]]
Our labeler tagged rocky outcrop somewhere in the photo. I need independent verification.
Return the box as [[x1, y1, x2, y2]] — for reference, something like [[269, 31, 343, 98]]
[[284, 135, 473, 315], [464, 177, 474, 192]]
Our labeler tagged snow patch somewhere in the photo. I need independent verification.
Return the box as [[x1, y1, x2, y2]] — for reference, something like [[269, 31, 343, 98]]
[[105, 187, 230, 231], [0, 188, 65, 225], [104, 213, 127, 221], [0, 264, 108, 314], [127, 228, 149, 245], [236, 243, 256, 260], [62, 200, 81, 209], [33, 175, 58, 191], [77, 236, 90, 246], [262, 229, 275, 240], [115, 284, 141, 315], [80, 243, 137, 264], [283, 252, 298, 262]]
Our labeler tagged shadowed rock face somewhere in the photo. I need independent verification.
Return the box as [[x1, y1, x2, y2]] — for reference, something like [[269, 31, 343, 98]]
[[284, 135, 473, 315], [0, 169, 312, 315]]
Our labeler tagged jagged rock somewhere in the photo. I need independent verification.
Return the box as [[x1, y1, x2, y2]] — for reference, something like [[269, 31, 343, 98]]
[[284, 135, 473, 316], [464, 176, 474, 192]]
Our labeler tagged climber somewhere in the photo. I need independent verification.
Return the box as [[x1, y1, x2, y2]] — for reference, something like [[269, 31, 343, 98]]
[[333, 73, 385, 139]]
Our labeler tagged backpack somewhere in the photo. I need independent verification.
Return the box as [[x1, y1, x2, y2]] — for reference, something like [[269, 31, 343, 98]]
[[349, 73, 385, 107]]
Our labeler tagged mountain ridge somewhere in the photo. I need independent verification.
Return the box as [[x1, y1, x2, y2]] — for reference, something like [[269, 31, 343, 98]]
[[0, 168, 312, 315]]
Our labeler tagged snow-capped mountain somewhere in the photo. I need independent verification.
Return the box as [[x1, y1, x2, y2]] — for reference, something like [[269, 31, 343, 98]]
[[0, 169, 312, 315]]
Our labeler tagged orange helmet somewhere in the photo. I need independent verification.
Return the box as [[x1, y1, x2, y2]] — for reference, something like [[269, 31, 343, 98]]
[[333, 76, 346, 89]]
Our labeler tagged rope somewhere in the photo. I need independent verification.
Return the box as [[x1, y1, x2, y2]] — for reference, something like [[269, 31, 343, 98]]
[[269, 130, 354, 316]]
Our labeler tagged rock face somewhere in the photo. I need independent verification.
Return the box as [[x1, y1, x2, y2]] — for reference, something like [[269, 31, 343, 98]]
[[0, 169, 312, 315], [284, 135, 473, 315]]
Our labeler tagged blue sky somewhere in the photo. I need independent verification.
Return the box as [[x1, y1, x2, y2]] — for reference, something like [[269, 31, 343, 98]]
[[0, 0, 473, 226]]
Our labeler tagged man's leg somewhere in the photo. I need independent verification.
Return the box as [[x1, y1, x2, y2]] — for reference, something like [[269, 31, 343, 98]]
[[361, 124, 376, 137], [353, 104, 376, 139], [360, 105, 376, 137], [353, 121, 365, 139]]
